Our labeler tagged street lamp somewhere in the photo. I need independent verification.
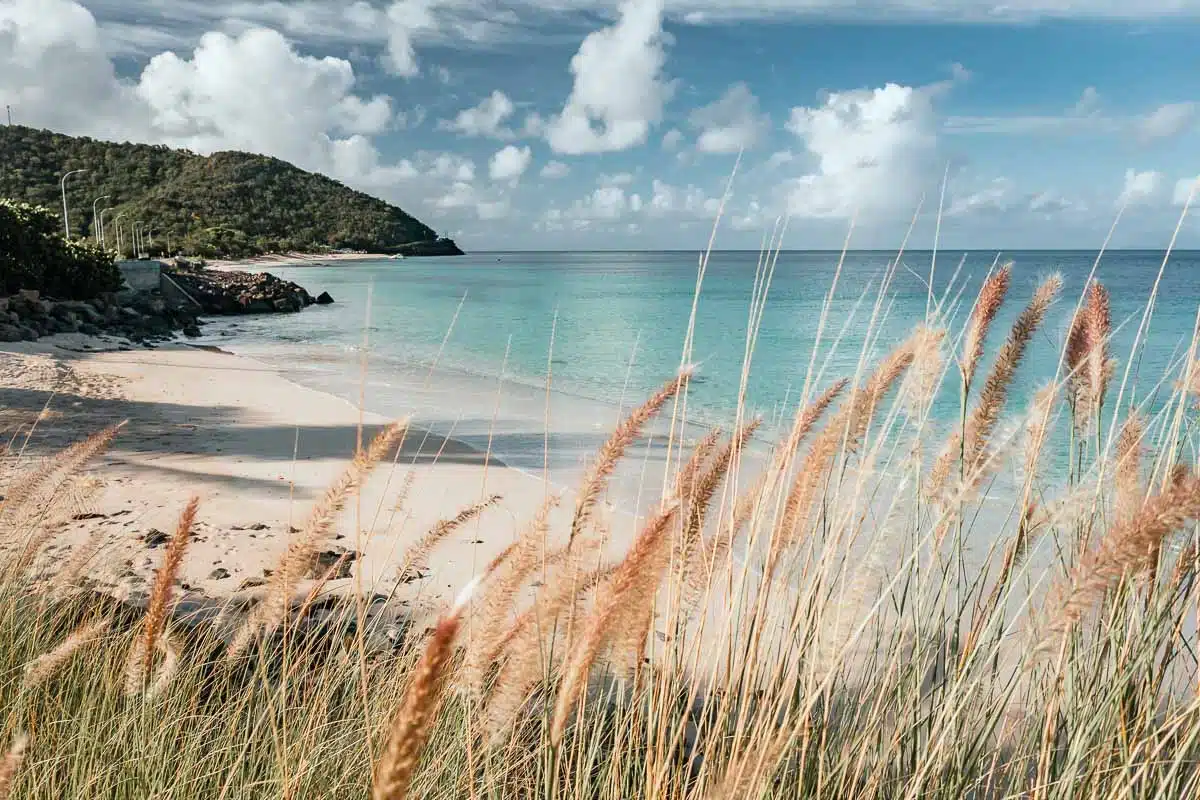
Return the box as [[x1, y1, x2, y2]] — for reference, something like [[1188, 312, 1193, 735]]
[[60, 169, 87, 238], [113, 213, 127, 257], [99, 207, 114, 248], [92, 195, 110, 243]]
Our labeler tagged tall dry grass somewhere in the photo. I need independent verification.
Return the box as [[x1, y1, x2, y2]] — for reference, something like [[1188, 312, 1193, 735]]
[[2, 248, 1200, 800]]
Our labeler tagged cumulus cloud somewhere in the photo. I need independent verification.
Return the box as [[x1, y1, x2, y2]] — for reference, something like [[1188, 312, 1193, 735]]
[[1137, 102, 1196, 143], [545, 0, 674, 154], [784, 82, 940, 219], [540, 160, 570, 179], [661, 129, 683, 150], [439, 90, 517, 138], [648, 179, 720, 217], [1175, 176, 1200, 206], [689, 82, 769, 153], [489, 144, 532, 183], [1071, 86, 1101, 116], [383, 0, 438, 77], [599, 171, 635, 186], [1118, 169, 1166, 207], [947, 178, 1015, 216]]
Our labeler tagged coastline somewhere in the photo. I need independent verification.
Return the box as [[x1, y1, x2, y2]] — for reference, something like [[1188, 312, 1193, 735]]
[[0, 333, 678, 629], [206, 251, 392, 272]]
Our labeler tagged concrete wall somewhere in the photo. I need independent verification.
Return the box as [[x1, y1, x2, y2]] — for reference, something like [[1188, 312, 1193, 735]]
[[117, 260, 162, 292]]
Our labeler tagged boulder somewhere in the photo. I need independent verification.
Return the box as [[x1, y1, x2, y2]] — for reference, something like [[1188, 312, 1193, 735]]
[[315, 291, 334, 305], [0, 325, 25, 342]]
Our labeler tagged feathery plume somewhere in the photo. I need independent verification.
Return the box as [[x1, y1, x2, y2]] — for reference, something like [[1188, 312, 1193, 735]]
[[461, 494, 559, 696], [1066, 281, 1114, 426], [772, 338, 916, 570], [930, 274, 1062, 498], [397, 494, 502, 582], [960, 264, 1012, 392], [135, 496, 198, 687], [226, 419, 408, 660], [903, 324, 947, 418], [0, 733, 28, 800], [569, 368, 692, 543], [372, 583, 475, 800], [481, 559, 611, 745], [23, 618, 111, 691], [551, 501, 681, 744], [1039, 470, 1200, 653], [1114, 413, 1145, 526], [0, 420, 125, 526]]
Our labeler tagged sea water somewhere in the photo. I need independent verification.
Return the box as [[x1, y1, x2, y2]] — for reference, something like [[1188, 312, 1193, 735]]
[[200, 250, 1200, 483]]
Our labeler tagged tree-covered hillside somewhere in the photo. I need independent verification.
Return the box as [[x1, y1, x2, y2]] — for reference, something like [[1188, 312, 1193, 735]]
[[0, 125, 462, 258]]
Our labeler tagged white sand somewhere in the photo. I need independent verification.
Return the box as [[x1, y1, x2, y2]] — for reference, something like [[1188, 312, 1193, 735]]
[[0, 334, 680, 628]]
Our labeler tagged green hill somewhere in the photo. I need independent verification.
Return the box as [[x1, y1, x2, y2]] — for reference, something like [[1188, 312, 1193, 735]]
[[0, 125, 463, 258]]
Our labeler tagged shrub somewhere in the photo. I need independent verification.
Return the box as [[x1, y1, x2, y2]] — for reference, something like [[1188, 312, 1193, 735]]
[[0, 199, 122, 299]]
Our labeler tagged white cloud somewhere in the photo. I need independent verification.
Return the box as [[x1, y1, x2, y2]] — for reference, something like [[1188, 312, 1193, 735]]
[[1137, 102, 1197, 143], [784, 82, 939, 219], [764, 150, 795, 170], [540, 160, 570, 179], [1071, 86, 1101, 116], [545, 0, 674, 154], [135, 28, 395, 168], [689, 82, 769, 153], [489, 144, 532, 183], [661, 128, 683, 150], [439, 90, 517, 138], [1028, 190, 1075, 215], [1174, 176, 1200, 206], [947, 178, 1015, 216], [383, 0, 437, 77], [599, 171, 635, 186], [648, 179, 720, 217], [1118, 169, 1166, 207]]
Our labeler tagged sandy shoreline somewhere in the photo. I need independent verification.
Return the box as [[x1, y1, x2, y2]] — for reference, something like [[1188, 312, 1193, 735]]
[[206, 252, 391, 272], [0, 333, 672, 629]]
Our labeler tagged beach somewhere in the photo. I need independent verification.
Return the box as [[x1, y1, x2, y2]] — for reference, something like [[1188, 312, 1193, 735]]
[[0, 332, 681, 631]]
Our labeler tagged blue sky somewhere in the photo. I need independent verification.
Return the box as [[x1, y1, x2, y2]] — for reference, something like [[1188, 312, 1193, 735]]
[[2, 0, 1199, 251]]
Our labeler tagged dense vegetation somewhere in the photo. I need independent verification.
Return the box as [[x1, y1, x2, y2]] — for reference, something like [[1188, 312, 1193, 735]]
[[0, 125, 462, 259], [0, 199, 121, 299]]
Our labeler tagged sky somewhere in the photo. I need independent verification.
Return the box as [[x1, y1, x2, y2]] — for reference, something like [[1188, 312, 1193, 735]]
[[2, 0, 1199, 251]]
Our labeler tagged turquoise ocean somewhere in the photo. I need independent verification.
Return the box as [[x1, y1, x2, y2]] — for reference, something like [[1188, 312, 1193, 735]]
[[199, 250, 1200, 479]]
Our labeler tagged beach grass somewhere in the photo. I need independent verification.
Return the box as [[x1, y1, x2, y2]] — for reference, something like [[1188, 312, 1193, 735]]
[[3, 239, 1200, 799]]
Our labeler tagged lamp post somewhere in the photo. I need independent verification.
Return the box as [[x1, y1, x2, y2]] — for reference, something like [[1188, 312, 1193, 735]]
[[99, 207, 113, 248], [60, 169, 87, 238], [92, 195, 110, 243], [114, 213, 127, 257]]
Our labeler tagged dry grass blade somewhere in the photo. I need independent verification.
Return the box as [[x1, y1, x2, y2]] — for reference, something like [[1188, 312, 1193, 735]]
[[135, 496, 198, 687], [0, 733, 28, 800], [773, 338, 916, 567], [22, 617, 111, 691], [1114, 413, 1145, 526], [397, 494, 502, 582], [461, 494, 559, 696], [551, 501, 680, 744], [960, 263, 1012, 391], [680, 418, 761, 563], [225, 419, 408, 660], [481, 558, 611, 745], [1039, 470, 1200, 652], [569, 368, 692, 543], [930, 274, 1062, 497], [373, 582, 475, 800]]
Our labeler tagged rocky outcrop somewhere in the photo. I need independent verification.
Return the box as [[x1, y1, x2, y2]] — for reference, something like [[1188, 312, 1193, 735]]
[[0, 289, 202, 345], [166, 269, 321, 314], [385, 237, 464, 257]]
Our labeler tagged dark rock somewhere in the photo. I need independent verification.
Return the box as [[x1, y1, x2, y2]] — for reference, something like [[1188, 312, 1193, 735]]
[[182, 324, 201, 337], [0, 325, 24, 342], [315, 291, 334, 305], [142, 529, 169, 547], [208, 568, 231, 580], [309, 548, 358, 580]]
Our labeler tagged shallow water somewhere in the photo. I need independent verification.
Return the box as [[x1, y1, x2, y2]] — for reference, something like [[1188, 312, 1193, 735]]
[[199, 249, 1200, 479]]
